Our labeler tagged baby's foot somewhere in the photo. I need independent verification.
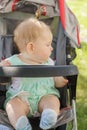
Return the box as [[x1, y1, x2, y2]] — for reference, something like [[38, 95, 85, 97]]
[[16, 116, 32, 130], [40, 109, 57, 129]]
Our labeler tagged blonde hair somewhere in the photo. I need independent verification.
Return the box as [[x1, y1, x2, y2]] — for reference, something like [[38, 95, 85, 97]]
[[14, 18, 52, 52]]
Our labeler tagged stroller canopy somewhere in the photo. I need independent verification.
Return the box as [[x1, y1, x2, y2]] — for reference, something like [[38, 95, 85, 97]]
[[0, 0, 81, 48]]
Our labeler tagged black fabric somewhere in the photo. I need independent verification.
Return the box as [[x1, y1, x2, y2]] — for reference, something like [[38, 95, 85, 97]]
[[0, 35, 13, 61], [55, 20, 66, 65], [0, 35, 17, 109], [56, 125, 67, 130], [0, 85, 6, 109], [55, 19, 67, 130]]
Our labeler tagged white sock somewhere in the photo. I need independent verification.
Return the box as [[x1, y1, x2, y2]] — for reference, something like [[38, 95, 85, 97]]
[[40, 108, 57, 129], [16, 116, 32, 130]]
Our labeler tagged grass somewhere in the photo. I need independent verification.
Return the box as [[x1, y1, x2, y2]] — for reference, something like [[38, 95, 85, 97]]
[[66, 0, 87, 130], [74, 43, 87, 130]]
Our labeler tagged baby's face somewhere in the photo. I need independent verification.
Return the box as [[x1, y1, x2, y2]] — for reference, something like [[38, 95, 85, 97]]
[[33, 33, 53, 63]]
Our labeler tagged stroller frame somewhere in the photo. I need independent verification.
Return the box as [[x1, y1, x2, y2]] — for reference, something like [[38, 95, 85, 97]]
[[0, 0, 80, 130]]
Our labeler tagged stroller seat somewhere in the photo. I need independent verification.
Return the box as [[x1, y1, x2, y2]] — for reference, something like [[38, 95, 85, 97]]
[[0, 0, 81, 130], [0, 64, 78, 130]]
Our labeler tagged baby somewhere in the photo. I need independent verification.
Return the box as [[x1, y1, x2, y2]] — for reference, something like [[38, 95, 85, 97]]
[[0, 18, 68, 130]]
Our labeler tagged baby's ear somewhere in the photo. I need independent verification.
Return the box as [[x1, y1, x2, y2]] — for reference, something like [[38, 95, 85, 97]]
[[26, 42, 34, 52]]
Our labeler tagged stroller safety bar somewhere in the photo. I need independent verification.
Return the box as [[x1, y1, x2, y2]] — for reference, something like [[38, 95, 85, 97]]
[[0, 65, 78, 78]]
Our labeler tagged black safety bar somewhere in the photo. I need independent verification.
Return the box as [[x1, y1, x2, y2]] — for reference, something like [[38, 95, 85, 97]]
[[0, 65, 78, 77]]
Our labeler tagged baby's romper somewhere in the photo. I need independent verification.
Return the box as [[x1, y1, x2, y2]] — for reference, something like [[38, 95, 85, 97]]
[[4, 54, 60, 116]]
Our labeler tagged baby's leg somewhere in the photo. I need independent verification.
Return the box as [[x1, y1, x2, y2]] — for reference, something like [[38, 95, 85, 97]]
[[6, 97, 32, 130], [39, 94, 60, 114], [38, 95, 60, 129]]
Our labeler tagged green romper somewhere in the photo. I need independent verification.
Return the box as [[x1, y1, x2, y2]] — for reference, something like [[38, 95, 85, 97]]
[[4, 54, 60, 116]]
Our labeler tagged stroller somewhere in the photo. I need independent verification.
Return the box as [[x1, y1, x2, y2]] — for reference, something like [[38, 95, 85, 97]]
[[0, 0, 81, 130]]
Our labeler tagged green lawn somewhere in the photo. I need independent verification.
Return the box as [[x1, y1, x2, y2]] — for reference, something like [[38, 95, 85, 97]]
[[67, 0, 87, 130], [74, 43, 87, 130]]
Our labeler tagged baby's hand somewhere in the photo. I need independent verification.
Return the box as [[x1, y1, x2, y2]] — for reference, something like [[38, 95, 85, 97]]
[[0, 60, 11, 66], [0, 60, 11, 85], [54, 76, 68, 88]]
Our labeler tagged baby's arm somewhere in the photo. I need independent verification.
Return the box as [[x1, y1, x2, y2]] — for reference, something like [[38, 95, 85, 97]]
[[48, 58, 68, 88], [54, 76, 68, 88], [0, 60, 11, 85]]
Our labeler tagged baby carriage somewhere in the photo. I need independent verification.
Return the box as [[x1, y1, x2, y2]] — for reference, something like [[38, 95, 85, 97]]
[[0, 0, 81, 130]]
